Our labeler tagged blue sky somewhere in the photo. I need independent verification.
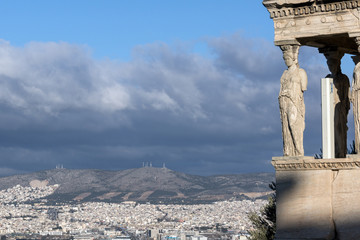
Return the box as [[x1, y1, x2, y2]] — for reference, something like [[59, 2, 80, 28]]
[[0, 1, 354, 176], [0, 1, 273, 59]]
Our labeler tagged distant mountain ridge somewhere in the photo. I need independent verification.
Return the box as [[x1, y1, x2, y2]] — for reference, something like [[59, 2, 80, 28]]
[[0, 167, 274, 204]]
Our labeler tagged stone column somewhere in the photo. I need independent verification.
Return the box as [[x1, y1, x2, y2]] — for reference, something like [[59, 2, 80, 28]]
[[278, 45, 308, 156], [320, 48, 350, 158], [352, 37, 360, 154]]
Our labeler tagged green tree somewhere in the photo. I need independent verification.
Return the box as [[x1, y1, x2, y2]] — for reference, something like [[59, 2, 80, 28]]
[[248, 182, 276, 240]]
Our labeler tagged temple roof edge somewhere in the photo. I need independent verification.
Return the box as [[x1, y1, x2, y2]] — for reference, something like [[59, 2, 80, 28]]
[[263, 0, 360, 19]]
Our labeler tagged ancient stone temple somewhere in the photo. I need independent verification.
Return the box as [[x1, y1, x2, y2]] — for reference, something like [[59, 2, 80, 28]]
[[263, 0, 360, 239]]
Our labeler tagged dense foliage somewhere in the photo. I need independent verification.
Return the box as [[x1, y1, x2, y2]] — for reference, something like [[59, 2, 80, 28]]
[[248, 182, 276, 240]]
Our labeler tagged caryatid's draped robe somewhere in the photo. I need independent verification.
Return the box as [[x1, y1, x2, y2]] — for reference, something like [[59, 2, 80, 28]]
[[352, 56, 360, 153], [279, 62, 308, 156], [332, 73, 350, 158]]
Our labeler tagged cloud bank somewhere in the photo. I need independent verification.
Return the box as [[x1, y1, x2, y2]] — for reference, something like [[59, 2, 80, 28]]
[[0, 34, 331, 176]]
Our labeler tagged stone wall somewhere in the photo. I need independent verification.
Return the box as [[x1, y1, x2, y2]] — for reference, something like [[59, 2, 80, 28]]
[[273, 156, 360, 239]]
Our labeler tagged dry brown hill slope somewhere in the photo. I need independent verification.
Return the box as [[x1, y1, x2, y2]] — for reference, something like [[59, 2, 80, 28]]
[[0, 167, 274, 203]]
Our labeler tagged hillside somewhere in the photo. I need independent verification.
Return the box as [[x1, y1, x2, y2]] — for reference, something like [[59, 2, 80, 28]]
[[0, 167, 274, 204]]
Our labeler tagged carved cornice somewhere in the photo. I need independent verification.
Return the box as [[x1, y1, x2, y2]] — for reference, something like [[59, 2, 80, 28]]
[[272, 156, 360, 170], [264, 1, 360, 19], [273, 161, 360, 170]]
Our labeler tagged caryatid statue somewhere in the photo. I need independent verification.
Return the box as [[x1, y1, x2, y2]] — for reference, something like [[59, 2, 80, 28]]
[[352, 41, 360, 154], [323, 49, 350, 158], [279, 45, 308, 156]]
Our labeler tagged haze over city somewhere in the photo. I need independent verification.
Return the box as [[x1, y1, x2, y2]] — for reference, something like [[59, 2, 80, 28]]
[[0, 1, 355, 176]]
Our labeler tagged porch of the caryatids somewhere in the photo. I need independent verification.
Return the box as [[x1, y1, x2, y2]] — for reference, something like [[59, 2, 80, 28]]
[[278, 44, 308, 156], [321, 48, 350, 158]]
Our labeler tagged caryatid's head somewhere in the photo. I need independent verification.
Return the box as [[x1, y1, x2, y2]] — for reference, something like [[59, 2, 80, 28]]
[[280, 45, 299, 68], [355, 37, 360, 54], [324, 51, 344, 75]]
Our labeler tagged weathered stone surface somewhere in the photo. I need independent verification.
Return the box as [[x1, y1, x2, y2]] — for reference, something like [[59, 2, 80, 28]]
[[273, 156, 360, 240], [272, 156, 314, 161], [276, 169, 334, 239], [272, 156, 360, 170], [352, 55, 360, 153], [279, 45, 308, 156], [263, 0, 360, 53], [322, 49, 350, 158], [332, 169, 360, 239]]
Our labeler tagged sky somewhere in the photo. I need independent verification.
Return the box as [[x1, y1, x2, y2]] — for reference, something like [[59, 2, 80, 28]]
[[0, 1, 356, 176]]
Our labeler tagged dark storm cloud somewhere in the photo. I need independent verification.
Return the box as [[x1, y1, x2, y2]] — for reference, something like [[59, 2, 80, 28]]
[[0, 36, 332, 176], [208, 34, 283, 80]]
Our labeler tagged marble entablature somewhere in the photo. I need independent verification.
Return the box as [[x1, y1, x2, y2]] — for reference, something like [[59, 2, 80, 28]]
[[264, 0, 360, 54]]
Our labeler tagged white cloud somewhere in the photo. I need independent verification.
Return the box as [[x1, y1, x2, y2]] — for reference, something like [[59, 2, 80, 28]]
[[0, 34, 330, 174], [98, 85, 131, 112], [140, 90, 179, 111]]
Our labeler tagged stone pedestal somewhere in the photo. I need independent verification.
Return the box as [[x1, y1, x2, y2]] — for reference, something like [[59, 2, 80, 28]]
[[273, 156, 360, 240]]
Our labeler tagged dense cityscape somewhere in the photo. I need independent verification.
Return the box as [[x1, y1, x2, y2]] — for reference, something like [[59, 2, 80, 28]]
[[0, 184, 266, 240]]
